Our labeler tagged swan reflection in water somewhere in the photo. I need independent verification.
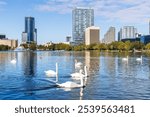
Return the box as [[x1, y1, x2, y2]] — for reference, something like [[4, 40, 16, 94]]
[[136, 56, 142, 64], [45, 63, 58, 78], [79, 88, 84, 100]]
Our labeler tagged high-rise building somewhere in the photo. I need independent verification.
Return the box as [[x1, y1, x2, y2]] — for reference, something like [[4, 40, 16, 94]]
[[149, 20, 150, 34], [22, 17, 37, 44], [118, 26, 137, 40], [0, 34, 6, 39], [66, 36, 71, 42], [118, 31, 121, 41], [85, 26, 100, 45], [22, 32, 27, 43], [72, 7, 94, 44], [103, 27, 115, 44]]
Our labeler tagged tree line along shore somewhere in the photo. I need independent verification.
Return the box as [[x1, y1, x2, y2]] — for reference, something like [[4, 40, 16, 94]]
[[1, 41, 150, 52]]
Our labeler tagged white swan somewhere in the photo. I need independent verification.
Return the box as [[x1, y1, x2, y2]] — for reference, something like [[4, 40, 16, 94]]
[[71, 66, 88, 78], [10, 59, 16, 64], [122, 56, 128, 61], [57, 76, 85, 88], [136, 56, 142, 61], [44, 63, 58, 77], [71, 69, 83, 78], [75, 59, 82, 68]]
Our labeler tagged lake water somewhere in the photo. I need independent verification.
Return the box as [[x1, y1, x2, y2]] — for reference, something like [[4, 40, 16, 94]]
[[0, 50, 150, 100]]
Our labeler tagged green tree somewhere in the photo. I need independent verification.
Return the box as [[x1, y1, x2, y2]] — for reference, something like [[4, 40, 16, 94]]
[[124, 41, 132, 51], [145, 43, 150, 50], [29, 43, 37, 50], [0, 45, 10, 50], [73, 44, 85, 51], [99, 43, 107, 50], [20, 43, 28, 49], [37, 45, 46, 50], [92, 44, 100, 50], [117, 41, 125, 51], [107, 43, 114, 50], [131, 41, 144, 50]]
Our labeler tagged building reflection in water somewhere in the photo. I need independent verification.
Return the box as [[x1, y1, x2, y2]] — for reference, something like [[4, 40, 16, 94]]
[[101, 52, 118, 78], [20, 51, 37, 77], [19, 51, 37, 97], [0, 52, 10, 72], [84, 51, 100, 75], [0, 52, 17, 73]]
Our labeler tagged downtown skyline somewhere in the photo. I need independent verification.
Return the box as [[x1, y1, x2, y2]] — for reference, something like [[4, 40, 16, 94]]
[[0, 0, 150, 44]]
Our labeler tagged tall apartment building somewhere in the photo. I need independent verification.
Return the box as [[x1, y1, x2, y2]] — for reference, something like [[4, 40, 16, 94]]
[[85, 26, 100, 45], [72, 7, 94, 44], [22, 17, 37, 44], [103, 27, 115, 44], [118, 26, 137, 40]]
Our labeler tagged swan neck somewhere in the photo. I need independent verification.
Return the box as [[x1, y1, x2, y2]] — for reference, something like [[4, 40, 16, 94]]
[[75, 59, 77, 63], [80, 77, 84, 86], [56, 75, 58, 82], [84, 66, 87, 77], [56, 63, 58, 82], [56, 63, 58, 75]]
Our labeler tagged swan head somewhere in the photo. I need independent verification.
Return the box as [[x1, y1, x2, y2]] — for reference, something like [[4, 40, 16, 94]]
[[79, 69, 83, 74]]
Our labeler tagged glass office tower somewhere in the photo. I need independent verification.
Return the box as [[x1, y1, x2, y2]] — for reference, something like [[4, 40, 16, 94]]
[[72, 7, 94, 44], [22, 17, 37, 44]]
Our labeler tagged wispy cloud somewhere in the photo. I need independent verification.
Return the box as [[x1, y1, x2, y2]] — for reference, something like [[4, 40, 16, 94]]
[[36, 0, 150, 23], [0, 0, 7, 11], [0, 0, 6, 5]]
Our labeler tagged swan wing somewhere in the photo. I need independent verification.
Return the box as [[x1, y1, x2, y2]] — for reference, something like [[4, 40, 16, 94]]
[[44, 70, 56, 75], [58, 81, 80, 88], [44, 70, 55, 73], [136, 58, 141, 61], [71, 73, 81, 77], [11, 60, 16, 63], [75, 62, 82, 67], [122, 58, 127, 61], [77, 62, 82, 66]]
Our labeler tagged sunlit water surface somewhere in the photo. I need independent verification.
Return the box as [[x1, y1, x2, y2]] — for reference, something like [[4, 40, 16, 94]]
[[0, 51, 150, 100]]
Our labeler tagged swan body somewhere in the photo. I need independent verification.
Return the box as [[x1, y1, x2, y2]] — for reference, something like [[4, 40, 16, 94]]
[[56, 66, 85, 88], [71, 72, 83, 78], [136, 56, 142, 61], [45, 63, 58, 77], [75, 59, 82, 68], [71, 66, 88, 79], [57, 81, 83, 88], [122, 56, 128, 61], [57, 77, 84, 88], [11, 59, 16, 64], [71, 69, 84, 78], [45, 70, 56, 76]]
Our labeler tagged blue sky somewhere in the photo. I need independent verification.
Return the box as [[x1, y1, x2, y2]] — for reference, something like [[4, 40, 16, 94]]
[[0, 0, 150, 44]]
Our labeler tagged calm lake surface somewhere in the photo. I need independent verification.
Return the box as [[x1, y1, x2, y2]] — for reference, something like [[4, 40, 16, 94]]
[[0, 50, 150, 100]]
